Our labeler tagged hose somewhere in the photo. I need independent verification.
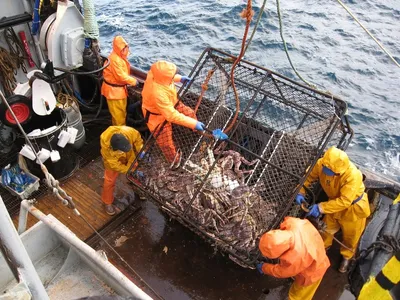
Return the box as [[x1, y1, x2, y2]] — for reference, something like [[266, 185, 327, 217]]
[[53, 57, 110, 75], [31, 0, 41, 35]]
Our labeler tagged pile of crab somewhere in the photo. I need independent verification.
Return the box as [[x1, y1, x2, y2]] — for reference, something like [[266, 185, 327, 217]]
[[140, 142, 279, 255]]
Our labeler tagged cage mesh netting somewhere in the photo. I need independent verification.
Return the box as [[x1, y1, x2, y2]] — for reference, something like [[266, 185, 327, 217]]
[[127, 48, 352, 267]]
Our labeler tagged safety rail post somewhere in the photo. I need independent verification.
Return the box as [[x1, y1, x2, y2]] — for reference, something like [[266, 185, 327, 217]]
[[18, 199, 30, 234], [0, 197, 49, 300]]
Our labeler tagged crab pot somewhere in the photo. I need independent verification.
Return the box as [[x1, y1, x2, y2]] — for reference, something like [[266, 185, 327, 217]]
[[128, 48, 352, 267]]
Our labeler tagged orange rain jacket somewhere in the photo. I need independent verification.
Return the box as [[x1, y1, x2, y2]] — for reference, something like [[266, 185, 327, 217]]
[[101, 36, 137, 100], [100, 126, 143, 174], [300, 146, 370, 221], [259, 217, 330, 286], [141, 60, 197, 132]]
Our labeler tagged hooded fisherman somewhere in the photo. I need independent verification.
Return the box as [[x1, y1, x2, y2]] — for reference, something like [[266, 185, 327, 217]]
[[257, 217, 330, 300], [101, 36, 139, 126], [100, 125, 143, 215], [295, 146, 371, 272], [141, 60, 226, 163]]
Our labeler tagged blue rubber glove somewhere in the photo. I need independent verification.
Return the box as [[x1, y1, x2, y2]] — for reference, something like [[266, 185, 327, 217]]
[[135, 170, 145, 180], [139, 152, 151, 163], [295, 194, 306, 205], [256, 263, 264, 274], [306, 204, 321, 218], [195, 121, 205, 131], [212, 129, 228, 140], [180, 76, 192, 86]]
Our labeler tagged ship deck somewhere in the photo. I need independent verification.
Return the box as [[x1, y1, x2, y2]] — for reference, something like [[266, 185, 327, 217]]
[[10, 157, 352, 300], [1, 123, 352, 300]]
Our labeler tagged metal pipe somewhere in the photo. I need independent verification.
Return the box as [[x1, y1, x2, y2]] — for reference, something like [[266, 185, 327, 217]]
[[22, 0, 33, 14], [32, 35, 45, 67], [18, 201, 29, 234], [0, 13, 32, 29], [20, 200, 153, 300], [0, 197, 49, 300]]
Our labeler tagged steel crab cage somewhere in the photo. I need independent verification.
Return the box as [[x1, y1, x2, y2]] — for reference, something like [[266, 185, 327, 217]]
[[127, 48, 353, 267]]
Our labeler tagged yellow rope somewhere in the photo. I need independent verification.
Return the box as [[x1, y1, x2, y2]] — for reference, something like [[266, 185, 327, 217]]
[[336, 0, 400, 68], [56, 92, 79, 111]]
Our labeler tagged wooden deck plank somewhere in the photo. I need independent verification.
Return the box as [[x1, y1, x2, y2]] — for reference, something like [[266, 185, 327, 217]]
[[12, 158, 115, 241]]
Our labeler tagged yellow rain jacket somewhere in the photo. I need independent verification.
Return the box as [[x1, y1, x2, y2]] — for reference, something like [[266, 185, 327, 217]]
[[301, 147, 370, 221], [101, 36, 137, 100], [100, 126, 143, 174], [141, 60, 197, 131]]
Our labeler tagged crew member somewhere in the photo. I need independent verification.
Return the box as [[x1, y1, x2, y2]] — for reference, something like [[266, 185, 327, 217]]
[[141, 60, 204, 162], [296, 146, 371, 272], [100, 126, 143, 215], [101, 36, 138, 126], [257, 217, 330, 300]]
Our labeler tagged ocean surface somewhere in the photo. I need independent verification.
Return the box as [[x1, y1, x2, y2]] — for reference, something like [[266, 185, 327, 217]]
[[95, 0, 400, 181]]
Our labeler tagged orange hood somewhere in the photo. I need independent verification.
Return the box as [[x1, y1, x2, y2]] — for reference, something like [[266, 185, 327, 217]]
[[113, 36, 128, 57], [151, 60, 177, 85], [322, 146, 350, 175], [259, 229, 294, 259]]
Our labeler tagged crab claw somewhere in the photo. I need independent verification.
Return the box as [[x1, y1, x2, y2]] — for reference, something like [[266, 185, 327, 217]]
[[170, 149, 182, 170]]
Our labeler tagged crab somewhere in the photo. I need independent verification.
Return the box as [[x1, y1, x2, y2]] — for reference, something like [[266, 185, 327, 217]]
[[171, 191, 188, 211], [158, 189, 176, 201], [200, 190, 223, 213], [231, 214, 257, 250], [214, 142, 259, 182]]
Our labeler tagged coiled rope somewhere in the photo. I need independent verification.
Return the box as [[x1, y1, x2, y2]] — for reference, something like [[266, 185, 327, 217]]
[[56, 92, 79, 112], [0, 48, 19, 96], [83, 0, 100, 40]]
